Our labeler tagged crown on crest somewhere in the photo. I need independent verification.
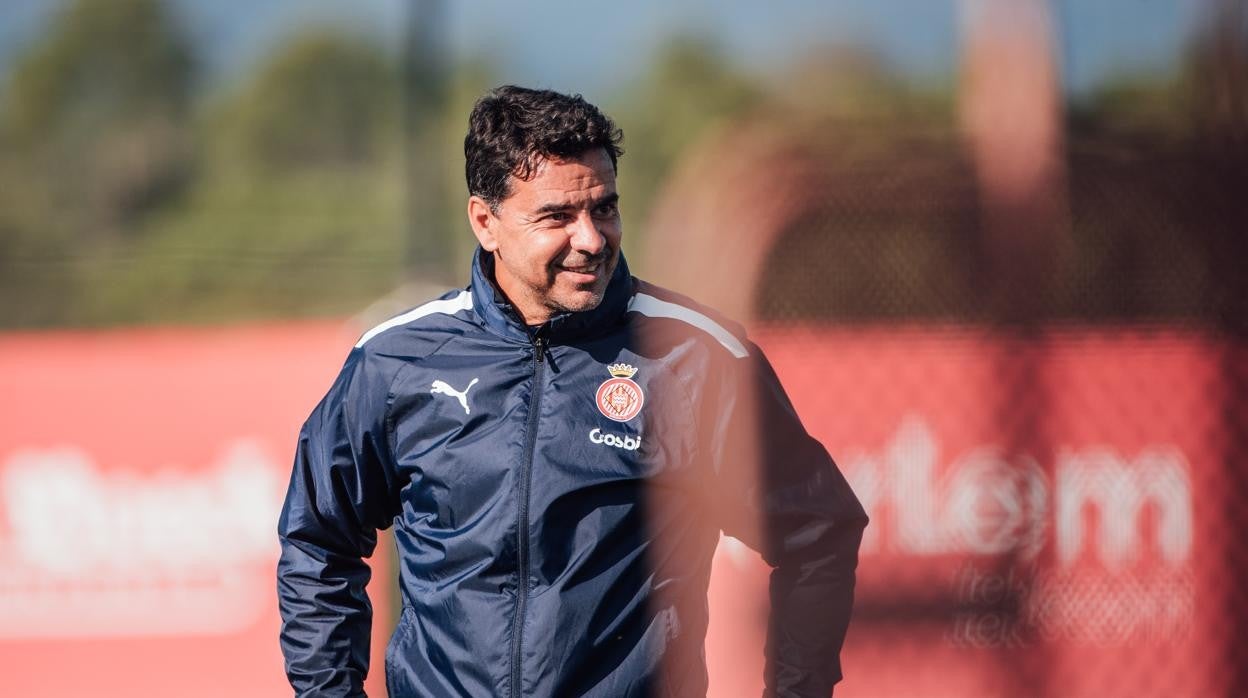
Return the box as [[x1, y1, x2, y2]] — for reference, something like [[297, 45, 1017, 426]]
[[607, 363, 638, 379]]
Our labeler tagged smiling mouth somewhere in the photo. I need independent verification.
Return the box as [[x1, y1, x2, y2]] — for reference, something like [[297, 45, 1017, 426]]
[[558, 262, 601, 274]]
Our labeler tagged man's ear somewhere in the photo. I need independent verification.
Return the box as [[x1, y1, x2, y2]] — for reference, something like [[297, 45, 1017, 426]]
[[467, 196, 499, 252]]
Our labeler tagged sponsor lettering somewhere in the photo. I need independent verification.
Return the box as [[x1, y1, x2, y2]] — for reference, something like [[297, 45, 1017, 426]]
[[589, 428, 641, 451], [842, 416, 1193, 567], [0, 440, 283, 638], [840, 415, 1196, 647]]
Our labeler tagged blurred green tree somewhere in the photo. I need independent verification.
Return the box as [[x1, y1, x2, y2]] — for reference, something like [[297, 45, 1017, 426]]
[[215, 31, 399, 171], [2, 0, 193, 230], [439, 59, 500, 277], [0, 0, 195, 326], [96, 30, 407, 325], [610, 37, 762, 265]]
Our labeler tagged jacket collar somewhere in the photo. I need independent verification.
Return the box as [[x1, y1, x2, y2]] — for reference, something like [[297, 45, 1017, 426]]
[[469, 247, 634, 344]]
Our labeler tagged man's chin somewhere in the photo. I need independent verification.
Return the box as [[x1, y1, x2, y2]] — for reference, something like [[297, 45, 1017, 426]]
[[547, 260, 615, 314], [550, 289, 607, 315]]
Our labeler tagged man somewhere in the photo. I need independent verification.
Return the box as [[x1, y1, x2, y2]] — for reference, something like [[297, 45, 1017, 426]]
[[278, 85, 867, 697]]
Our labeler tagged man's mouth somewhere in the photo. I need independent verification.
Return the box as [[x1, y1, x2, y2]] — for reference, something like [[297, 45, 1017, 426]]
[[557, 261, 602, 275]]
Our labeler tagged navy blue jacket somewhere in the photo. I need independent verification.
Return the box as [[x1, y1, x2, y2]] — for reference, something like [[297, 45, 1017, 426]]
[[277, 250, 867, 697]]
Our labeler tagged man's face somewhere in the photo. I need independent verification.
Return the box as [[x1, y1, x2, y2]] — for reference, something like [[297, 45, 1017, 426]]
[[468, 148, 622, 326]]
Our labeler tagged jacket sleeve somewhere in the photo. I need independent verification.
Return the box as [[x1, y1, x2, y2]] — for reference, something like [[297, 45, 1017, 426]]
[[277, 347, 402, 697], [706, 341, 868, 698]]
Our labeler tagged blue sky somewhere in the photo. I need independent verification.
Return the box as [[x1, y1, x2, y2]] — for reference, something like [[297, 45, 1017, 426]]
[[0, 0, 1214, 97]]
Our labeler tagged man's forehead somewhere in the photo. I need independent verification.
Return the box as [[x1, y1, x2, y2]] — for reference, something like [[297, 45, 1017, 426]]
[[520, 150, 613, 180], [506, 151, 616, 205]]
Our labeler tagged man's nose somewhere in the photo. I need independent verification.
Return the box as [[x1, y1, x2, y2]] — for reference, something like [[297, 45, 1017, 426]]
[[569, 213, 606, 255]]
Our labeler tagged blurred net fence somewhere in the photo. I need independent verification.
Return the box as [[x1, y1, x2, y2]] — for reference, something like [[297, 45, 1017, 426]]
[[647, 98, 1248, 696]]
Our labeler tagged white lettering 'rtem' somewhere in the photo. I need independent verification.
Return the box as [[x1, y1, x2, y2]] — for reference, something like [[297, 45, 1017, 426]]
[[356, 291, 473, 348], [627, 293, 748, 359]]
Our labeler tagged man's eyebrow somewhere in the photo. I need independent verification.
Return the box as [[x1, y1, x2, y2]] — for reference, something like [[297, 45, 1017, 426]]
[[533, 201, 573, 216], [531, 192, 619, 216], [593, 192, 620, 208]]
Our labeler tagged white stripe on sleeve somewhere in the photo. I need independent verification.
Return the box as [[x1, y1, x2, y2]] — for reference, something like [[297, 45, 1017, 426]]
[[355, 290, 473, 348], [627, 293, 749, 359]]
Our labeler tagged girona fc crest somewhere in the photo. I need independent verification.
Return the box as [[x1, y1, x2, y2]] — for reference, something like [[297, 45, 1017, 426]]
[[595, 363, 644, 422]]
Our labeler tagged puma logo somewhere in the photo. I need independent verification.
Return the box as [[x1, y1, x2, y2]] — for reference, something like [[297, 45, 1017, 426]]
[[430, 378, 479, 415]]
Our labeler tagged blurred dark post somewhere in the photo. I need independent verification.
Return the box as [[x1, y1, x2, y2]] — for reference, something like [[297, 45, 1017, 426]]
[[1194, 2, 1248, 694], [1196, 0, 1248, 335], [402, 0, 452, 282]]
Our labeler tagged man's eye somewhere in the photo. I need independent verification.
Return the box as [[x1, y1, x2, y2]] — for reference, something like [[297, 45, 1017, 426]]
[[546, 212, 571, 222], [594, 203, 618, 217]]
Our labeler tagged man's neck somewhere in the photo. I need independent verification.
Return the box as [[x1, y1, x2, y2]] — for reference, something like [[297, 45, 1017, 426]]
[[488, 269, 550, 326]]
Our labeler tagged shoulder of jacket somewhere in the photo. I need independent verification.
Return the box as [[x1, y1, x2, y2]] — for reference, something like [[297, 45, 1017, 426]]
[[352, 288, 475, 353], [627, 279, 751, 360]]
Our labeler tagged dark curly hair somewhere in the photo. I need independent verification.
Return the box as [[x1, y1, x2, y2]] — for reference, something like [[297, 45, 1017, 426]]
[[465, 85, 624, 211]]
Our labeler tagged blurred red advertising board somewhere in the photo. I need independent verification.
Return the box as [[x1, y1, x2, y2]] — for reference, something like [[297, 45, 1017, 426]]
[[0, 322, 1233, 697], [706, 326, 1229, 698], [0, 321, 392, 698]]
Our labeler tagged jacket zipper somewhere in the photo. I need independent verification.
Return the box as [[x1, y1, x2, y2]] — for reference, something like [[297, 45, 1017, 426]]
[[510, 332, 546, 697]]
